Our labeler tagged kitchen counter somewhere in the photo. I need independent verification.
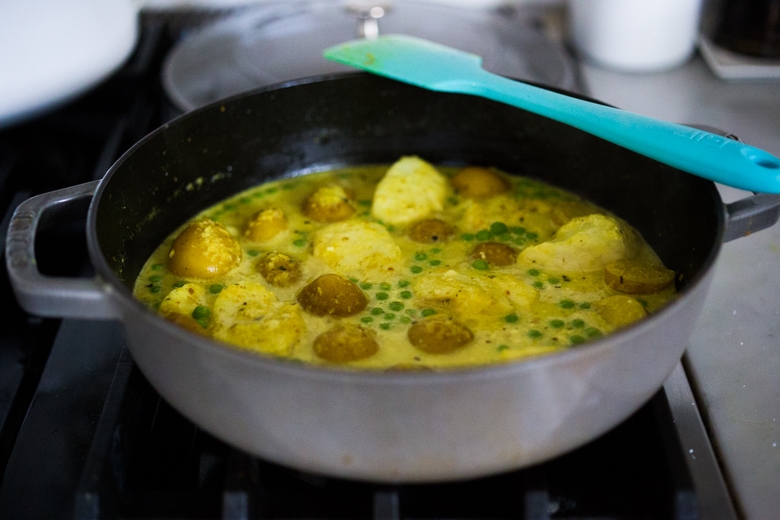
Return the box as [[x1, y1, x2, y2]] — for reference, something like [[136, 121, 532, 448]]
[[576, 51, 780, 520]]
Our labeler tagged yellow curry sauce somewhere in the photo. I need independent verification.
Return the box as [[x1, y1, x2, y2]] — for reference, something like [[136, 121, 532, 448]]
[[133, 156, 676, 370]]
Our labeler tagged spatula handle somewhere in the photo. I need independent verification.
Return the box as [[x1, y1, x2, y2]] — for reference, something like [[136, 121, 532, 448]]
[[455, 70, 780, 194]]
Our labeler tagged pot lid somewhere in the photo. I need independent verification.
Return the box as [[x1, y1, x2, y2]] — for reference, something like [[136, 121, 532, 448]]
[[162, 0, 577, 112]]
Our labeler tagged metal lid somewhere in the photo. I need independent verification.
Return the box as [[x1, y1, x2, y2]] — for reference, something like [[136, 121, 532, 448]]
[[162, 0, 577, 112]]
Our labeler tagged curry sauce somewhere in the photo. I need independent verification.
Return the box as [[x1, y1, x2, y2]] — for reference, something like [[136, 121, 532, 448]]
[[133, 156, 676, 370]]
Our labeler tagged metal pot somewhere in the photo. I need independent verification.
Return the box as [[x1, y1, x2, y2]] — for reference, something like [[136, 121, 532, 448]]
[[6, 73, 780, 483]]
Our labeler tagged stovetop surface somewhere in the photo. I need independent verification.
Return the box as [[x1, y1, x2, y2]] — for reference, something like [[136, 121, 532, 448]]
[[0, 7, 747, 520]]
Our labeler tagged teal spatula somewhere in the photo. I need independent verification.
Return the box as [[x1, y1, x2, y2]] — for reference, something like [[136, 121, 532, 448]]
[[324, 34, 780, 194]]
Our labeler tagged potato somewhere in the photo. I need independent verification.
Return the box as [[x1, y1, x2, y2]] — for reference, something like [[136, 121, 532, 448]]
[[371, 156, 449, 225], [517, 214, 638, 273], [302, 185, 355, 223], [256, 252, 301, 287], [408, 218, 454, 243], [596, 295, 647, 329], [313, 220, 402, 275], [470, 242, 517, 266], [297, 274, 368, 317], [211, 282, 305, 356], [451, 166, 510, 199], [407, 316, 474, 354], [604, 259, 675, 294], [313, 324, 379, 363], [168, 219, 241, 279], [244, 207, 288, 242]]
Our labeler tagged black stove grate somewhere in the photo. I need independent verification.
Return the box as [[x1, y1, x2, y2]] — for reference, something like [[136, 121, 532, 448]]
[[0, 15, 704, 520]]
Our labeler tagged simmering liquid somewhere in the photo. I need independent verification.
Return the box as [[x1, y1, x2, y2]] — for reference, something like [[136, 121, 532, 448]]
[[133, 157, 676, 370]]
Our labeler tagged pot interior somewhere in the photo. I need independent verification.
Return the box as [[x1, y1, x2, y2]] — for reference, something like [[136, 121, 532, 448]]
[[93, 73, 723, 295]]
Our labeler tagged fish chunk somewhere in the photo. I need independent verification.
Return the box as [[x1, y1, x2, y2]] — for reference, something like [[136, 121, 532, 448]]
[[371, 156, 449, 225]]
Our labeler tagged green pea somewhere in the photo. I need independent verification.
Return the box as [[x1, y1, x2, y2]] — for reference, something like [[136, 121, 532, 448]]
[[149, 286, 162, 294], [380, 323, 391, 330], [376, 292, 389, 301], [410, 266, 423, 274], [570, 335, 586, 345], [400, 316, 412, 324], [247, 249, 260, 257], [461, 233, 475, 241], [497, 344, 510, 352], [527, 269, 540, 276], [579, 302, 592, 309], [549, 319, 565, 329], [398, 280, 410, 288], [173, 281, 186, 288], [151, 264, 164, 271], [414, 253, 428, 261], [379, 282, 392, 291], [149, 275, 162, 283], [400, 291, 413, 299], [389, 301, 404, 312], [429, 260, 441, 266], [559, 299, 576, 309], [490, 222, 509, 235], [209, 284, 224, 294], [548, 277, 560, 284], [585, 327, 602, 338], [504, 314, 520, 324], [361, 316, 374, 323], [359, 282, 373, 290], [528, 329, 543, 339], [571, 319, 585, 328], [533, 281, 544, 289], [472, 259, 489, 270], [384, 313, 395, 320], [421, 309, 437, 317], [292, 239, 306, 247], [192, 305, 211, 320], [371, 307, 384, 316], [511, 227, 527, 236], [430, 248, 442, 254], [526, 232, 539, 241], [475, 229, 492, 241]]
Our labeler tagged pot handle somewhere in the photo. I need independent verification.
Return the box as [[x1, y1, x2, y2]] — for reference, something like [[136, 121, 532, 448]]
[[5, 180, 121, 319], [723, 193, 780, 242]]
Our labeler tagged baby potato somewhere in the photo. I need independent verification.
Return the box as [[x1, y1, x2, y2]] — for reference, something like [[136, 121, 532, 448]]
[[451, 166, 510, 199], [407, 316, 474, 354], [302, 185, 355, 223], [604, 259, 675, 294], [244, 207, 288, 242], [371, 156, 449, 225], [596, 295, 647, 329], [297, 274, 368, 317], [211, 282, 305, 356], [256, 252, 301, 287], [313, 324, 379, 363], [168, 219, 241, 279], [408, 218, 454, 243], [517, 214, 638, 273], [470, 242, 517, 266]]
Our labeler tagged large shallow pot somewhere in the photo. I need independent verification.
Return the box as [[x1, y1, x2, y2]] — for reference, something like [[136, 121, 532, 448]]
[[6, 73, 780, 483]]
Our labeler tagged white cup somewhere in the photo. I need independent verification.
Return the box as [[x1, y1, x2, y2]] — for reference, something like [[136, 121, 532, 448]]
[[567, 0, 703, 73]]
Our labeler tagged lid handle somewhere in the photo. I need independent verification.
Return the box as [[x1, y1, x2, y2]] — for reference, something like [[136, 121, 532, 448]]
[[344, 1, 392, 39]]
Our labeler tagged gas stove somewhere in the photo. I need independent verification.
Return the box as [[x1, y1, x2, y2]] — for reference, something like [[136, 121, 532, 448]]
[[0, 5, 766, 519]]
